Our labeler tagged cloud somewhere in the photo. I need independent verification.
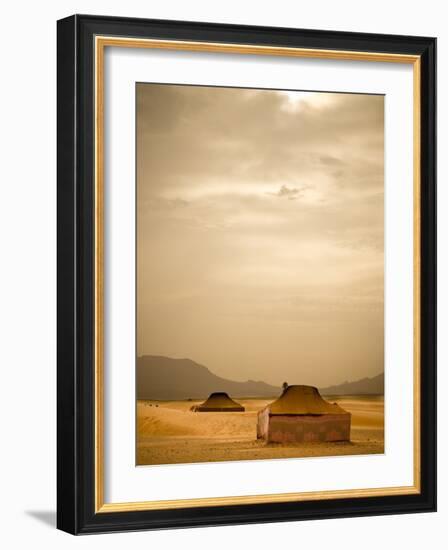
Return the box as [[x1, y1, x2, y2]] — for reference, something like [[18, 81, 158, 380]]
[[268, 184, 306, 200], [146, 197, 189, 209], [136, 85, 383, 197], [136, 84, 384, 386]]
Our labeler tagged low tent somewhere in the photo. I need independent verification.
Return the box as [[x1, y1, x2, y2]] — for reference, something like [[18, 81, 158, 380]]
[[257, 385, 350, 443], [191, 392, 245, 412]]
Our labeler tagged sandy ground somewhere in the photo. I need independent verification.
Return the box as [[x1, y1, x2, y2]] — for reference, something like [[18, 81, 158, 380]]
[[137, 396, 384, 465]]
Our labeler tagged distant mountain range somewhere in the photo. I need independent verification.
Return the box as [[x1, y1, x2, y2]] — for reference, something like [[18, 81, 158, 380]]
[[320, 373, 384, 396], [136, 355, 384, 400], [137, 356, 279, 400]]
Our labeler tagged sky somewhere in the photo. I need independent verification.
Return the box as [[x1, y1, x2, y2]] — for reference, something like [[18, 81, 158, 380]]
[[136, 83, 384, 387]]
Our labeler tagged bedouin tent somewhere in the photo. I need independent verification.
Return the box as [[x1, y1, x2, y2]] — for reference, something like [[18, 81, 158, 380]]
[[257, 385, 350, 443], [191, 392, 245, 412]]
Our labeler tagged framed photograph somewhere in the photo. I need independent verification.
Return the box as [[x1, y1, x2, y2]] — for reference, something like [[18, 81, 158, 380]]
[[57, 14, 436, 534]]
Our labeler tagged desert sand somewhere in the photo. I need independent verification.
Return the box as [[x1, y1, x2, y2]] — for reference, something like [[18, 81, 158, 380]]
[[137, 396, 384, 465]]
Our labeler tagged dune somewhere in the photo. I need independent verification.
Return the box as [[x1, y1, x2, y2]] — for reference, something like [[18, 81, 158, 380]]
[[137, 400, 260, 438], [331, 397, 384, 430]]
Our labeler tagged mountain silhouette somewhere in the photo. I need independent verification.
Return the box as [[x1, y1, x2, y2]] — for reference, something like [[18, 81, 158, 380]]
[[320, 373, 384, 395], [137, 355, 384, 400], [137, 355, 280, 400]]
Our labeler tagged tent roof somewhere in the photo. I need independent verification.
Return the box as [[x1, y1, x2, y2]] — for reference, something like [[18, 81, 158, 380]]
[[197, 392, 244, 409], [267, 385, 348, 415]]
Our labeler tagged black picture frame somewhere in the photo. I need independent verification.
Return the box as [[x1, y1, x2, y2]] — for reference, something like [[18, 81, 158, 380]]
[[57, 14, 436, 534]]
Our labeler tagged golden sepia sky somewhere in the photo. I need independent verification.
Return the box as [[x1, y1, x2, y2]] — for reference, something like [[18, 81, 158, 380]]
[[136, 84, 384, 387]]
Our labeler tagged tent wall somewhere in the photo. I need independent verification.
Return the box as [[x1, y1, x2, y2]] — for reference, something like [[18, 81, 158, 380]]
[[257, 407, 270, 439], [257, 412, 351, 443], [195, 405, 244, 412]]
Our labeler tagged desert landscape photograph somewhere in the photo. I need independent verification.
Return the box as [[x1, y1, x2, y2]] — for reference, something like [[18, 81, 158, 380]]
[[136, 83, 384, 466]]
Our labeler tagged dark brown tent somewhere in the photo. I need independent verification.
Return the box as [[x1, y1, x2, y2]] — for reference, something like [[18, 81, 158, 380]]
[[191, 392, 245, 412], [257, 385, 350, 443]]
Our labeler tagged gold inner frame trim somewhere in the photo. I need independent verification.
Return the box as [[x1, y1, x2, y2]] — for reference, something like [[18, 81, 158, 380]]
[[94, 35, 421, 513]]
